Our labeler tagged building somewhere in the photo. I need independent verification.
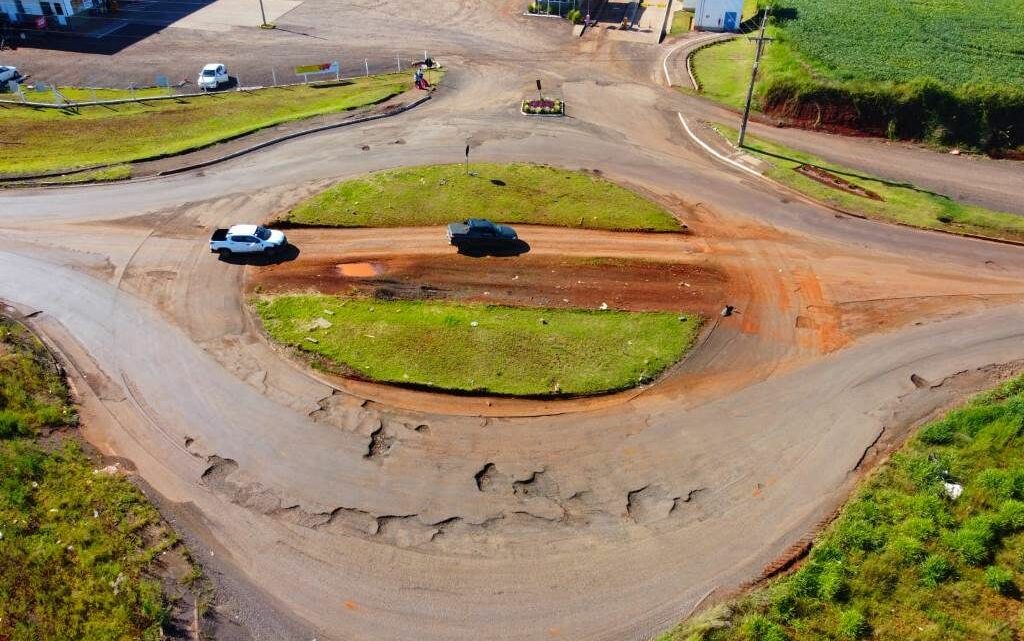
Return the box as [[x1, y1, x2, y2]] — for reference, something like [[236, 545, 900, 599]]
[[0, 0, 103, 29], [693, 0, 743, 31]]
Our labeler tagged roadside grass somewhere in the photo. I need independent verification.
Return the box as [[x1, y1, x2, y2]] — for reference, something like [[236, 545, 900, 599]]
[[0, 73, 413, 176], [659, 373, 1024, 641], [711, 123, 1024, 243], [19, 86, 171, 103], [690, 38, 753, 110], [0, 316, 177, 641], [285, 163, 681, 231], [253, 294, 701, 396], [47, 164, 133, 184]]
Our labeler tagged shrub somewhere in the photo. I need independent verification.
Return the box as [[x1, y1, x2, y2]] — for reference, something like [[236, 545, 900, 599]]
[[997, 500, 1024, 532], [740, 614, 788, 641], [944, 517, 997, 565], [885, 535, 926, 565], [984, 565, 1016, 595], [977, 469, 1015, 502], [567, 8, 582, 23], [837, 609, 870, 639], [920, 554, 954, 587], [817, 560, 848, 602]]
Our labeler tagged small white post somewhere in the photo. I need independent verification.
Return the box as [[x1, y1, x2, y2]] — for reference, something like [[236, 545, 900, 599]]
[[364, 59, 369, 77], [272, 68, 277, 86], [129, 82, 135, 100], [396, 53, 401, 73]]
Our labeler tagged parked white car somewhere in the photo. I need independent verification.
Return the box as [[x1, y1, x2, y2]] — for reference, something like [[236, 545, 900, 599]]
[[0, 65, 20, 84], [197, 63, 229, 90], [210, 225, 287, 256]]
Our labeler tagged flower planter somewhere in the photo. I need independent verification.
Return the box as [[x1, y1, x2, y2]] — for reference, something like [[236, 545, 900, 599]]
[[521, 98, 565, 117]]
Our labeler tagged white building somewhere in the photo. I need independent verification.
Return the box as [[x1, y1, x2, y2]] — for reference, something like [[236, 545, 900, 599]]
[[693, 0, 744, 31], [0, 0, 95, 28]]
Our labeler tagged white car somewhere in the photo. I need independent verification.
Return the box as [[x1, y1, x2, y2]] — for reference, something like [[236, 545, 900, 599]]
[[0, 65, 20, 84], [197, 63, 229, 90], [210, 224, 287, 256]]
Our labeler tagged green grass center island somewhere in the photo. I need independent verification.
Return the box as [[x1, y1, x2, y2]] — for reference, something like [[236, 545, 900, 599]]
[[690, 0, 1024, 150], [260, 162, 701, 397]]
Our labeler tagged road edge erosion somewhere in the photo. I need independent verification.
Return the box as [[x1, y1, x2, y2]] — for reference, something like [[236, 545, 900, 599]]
[[659, 364, 1024, 641]]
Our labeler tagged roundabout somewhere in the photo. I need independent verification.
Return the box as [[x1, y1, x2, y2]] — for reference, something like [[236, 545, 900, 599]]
[[2, 5, 1024, 640]]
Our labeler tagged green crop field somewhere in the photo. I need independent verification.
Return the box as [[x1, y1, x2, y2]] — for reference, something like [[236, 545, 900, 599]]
[[660, 373, 1024, 641], [772, 0, 1024, 87], [691, 0, 1024, 149]]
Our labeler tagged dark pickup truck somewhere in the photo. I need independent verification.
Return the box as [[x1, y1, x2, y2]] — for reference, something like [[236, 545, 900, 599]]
[[446, 218, 518, 247]]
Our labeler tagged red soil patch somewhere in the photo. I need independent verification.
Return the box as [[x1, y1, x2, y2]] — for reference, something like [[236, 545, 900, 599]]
[[248, 253, 729, 314]]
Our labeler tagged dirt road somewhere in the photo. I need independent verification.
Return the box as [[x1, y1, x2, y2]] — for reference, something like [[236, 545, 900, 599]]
[[2, 3, 1024, 640]]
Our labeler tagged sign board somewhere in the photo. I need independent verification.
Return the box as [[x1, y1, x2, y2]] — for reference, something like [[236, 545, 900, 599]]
[[294, 61, 339, 76], [155, 74, 170, 88]]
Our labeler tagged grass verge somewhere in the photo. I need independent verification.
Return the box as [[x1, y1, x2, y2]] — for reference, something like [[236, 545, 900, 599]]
[[254, 294, 701, 396], [711, 123, 1024, 243], [0, 316, 178, 640], [0, 73, 415, 176], [284, 163, 681, 231], [690, 38, 754, 110], [660, 372, 1024, 641]]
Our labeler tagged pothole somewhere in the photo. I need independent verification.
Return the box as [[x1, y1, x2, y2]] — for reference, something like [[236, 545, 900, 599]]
[[336, 262, 385, 277]]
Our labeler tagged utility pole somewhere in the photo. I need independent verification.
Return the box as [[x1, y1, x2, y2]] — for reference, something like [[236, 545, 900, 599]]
[[258, 0, 268, 27], [738, 7, 772, 147]]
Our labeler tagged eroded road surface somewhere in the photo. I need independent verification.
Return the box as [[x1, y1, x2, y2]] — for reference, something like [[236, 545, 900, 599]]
[[3, 2, 1024, 640]]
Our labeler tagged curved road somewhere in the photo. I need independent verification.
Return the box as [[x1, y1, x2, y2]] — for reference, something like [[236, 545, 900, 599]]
[[3, 4, 1024, 640]]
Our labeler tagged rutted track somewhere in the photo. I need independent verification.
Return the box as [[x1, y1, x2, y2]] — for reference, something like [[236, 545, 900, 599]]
[[3, 3, 1024, 640]]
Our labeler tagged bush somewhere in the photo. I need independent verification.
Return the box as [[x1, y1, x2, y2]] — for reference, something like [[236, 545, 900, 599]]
[[944, 517, 997, 565], [760, 76, 1024, 151], [567, 8, 582, 23], [885, 535, 926, 565], [837, 609, 870, 639], [984, 565, 1016, 595], [740, 614, 788, 641], [919, 554, 954, 587], [997, 500, 1024, 532], [817, 560, 848, 602]]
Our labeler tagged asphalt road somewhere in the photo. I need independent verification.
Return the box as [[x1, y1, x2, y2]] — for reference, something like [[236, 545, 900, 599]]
[[2, 3, 1024, 640]]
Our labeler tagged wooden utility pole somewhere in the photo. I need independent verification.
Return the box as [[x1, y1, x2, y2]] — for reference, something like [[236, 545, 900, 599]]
[[738, 8, 773, 147]]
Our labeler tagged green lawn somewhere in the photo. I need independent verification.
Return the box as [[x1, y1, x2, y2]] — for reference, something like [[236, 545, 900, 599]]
[[285, 163, 681, 231], [0, 73, 414, 176], [254, 295, 701, 396], [711, 124, 1024, 243], [691, 38, 753, 110], [0, 316, 178, 641], [661, 373, 1024, 641]]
